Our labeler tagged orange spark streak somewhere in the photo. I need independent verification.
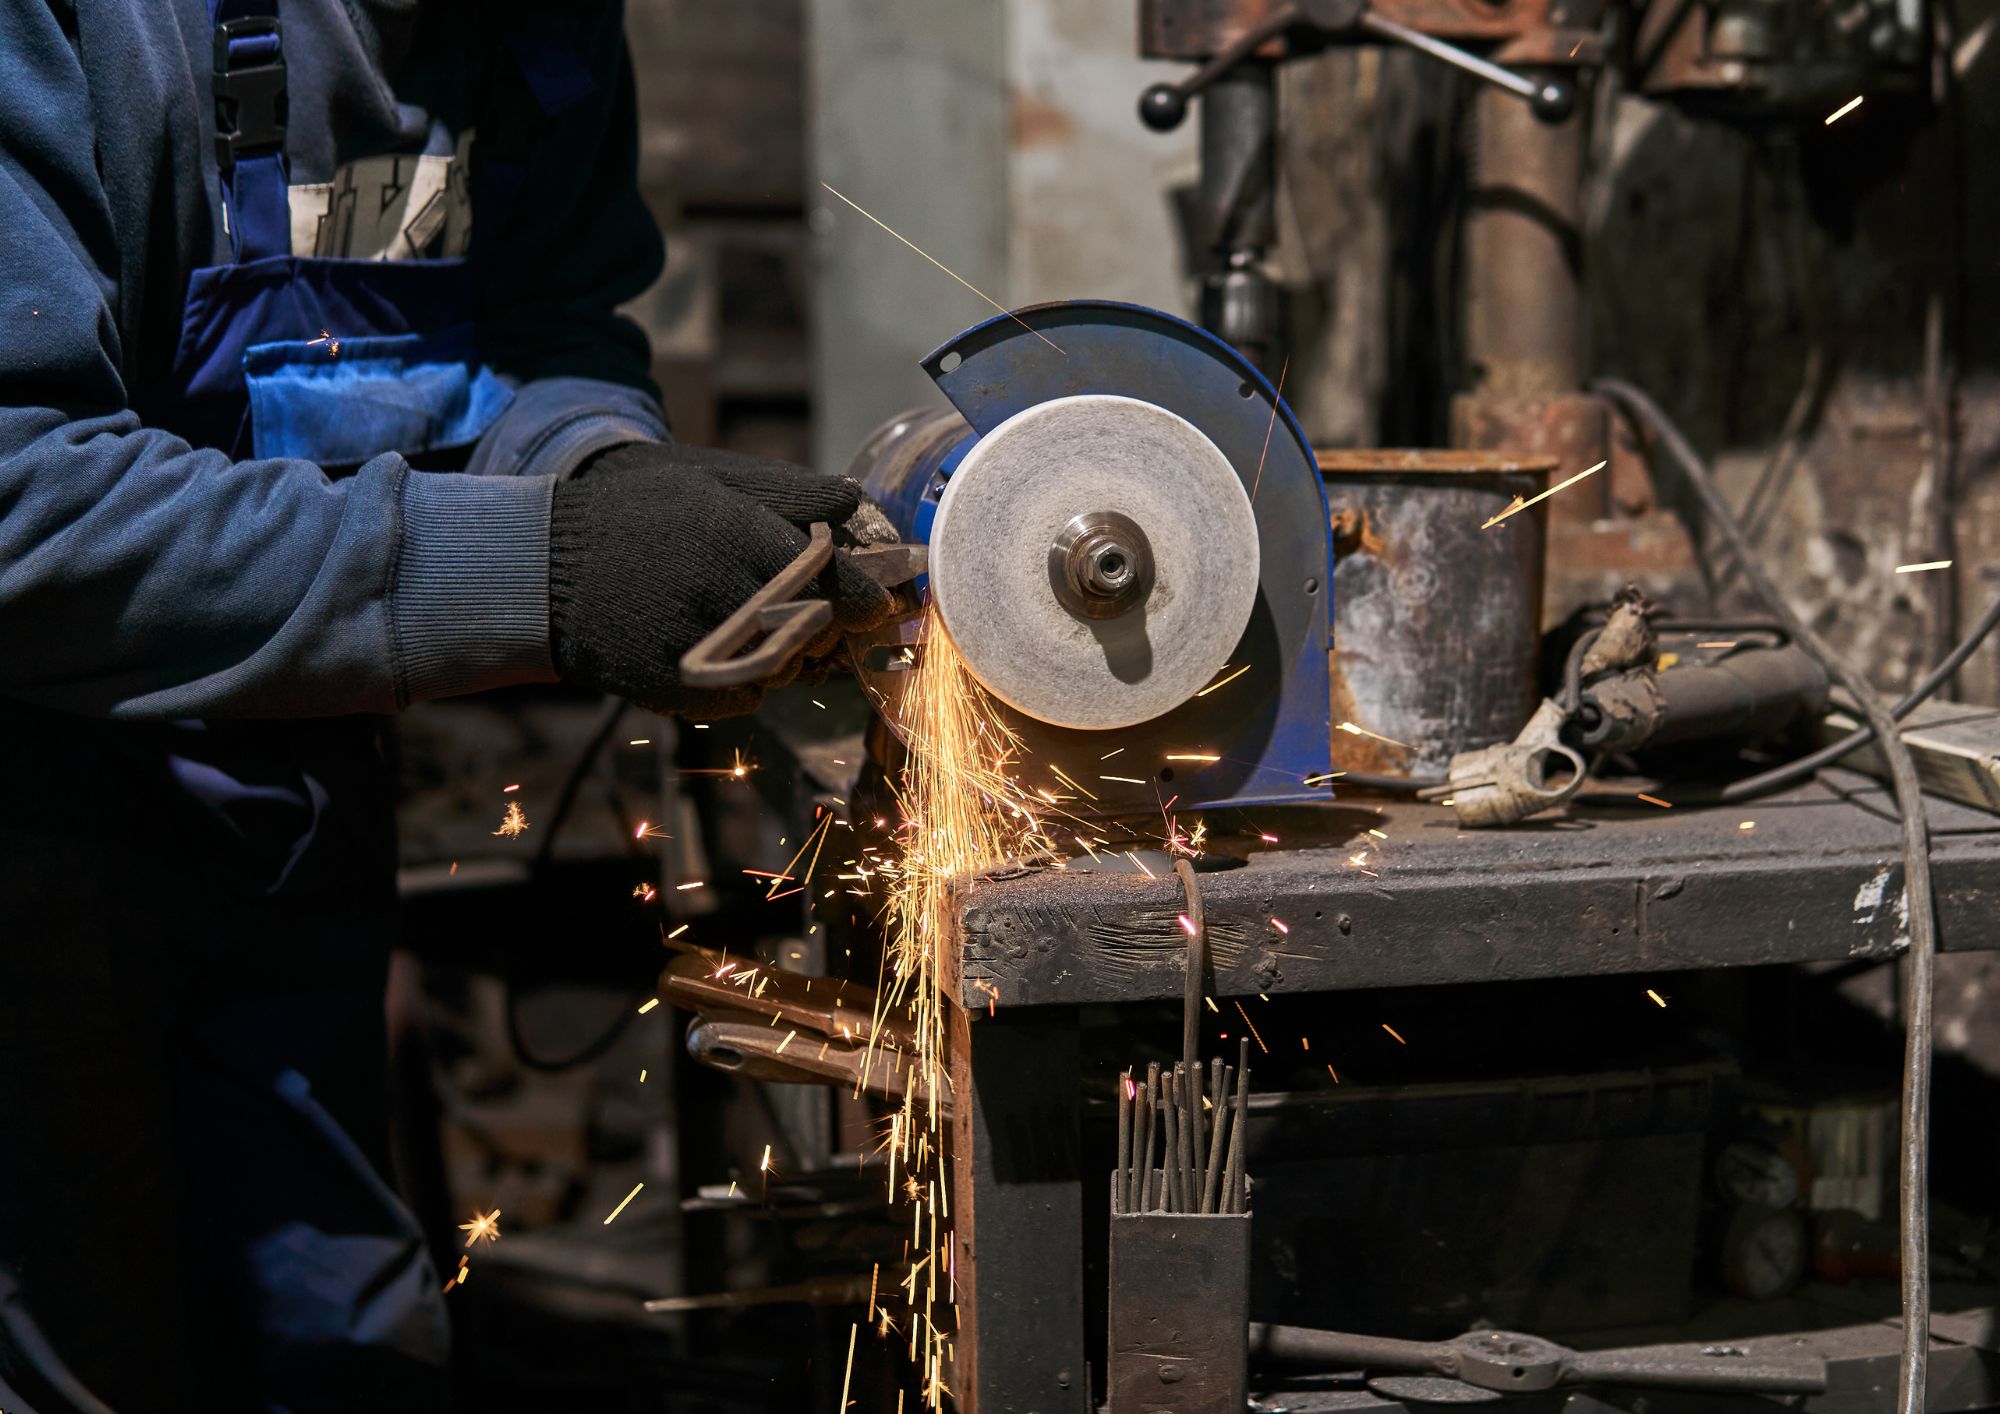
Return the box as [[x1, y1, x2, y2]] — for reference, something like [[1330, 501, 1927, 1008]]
[[819, 182, 1064, 355]]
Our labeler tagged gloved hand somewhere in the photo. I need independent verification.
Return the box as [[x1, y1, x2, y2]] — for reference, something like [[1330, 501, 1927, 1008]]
[[548, 442, 899, 719]]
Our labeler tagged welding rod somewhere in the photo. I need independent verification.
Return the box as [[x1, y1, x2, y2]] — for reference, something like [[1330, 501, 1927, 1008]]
[[1140, 1063, 1160, 1209], [1116, 1068, 1131, 1214], [1181, 1065, 1199, 1210], [1175, 858, 1203, 1097], [1202, 1062, 1231, 1214], [1223, 1036, 1250, 1213]]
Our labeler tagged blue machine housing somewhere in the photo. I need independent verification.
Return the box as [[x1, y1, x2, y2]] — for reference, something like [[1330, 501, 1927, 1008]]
[[860, 300, 1334, 813]]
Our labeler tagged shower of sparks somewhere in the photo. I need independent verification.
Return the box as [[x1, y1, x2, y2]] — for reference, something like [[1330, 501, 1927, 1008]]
[[1249, 356, 1291, 504], [1637, 793, 1674, 808], [1895, 559, 1953, 573], [1481, 460, 1606, 529], [1825, 95, 1865, 124], [1647, 989, 1668, 1007], [459, 1208, 502, 1247], [1102, 774, 1146, 784], [1739, 820, 1757, 831], [1302, 771, 1342, 786], [1196, 663, 1254, 697], [1271, 916, 1290, 934], [1337, 721, 1416, 751], [491, 801, 528, 837], [307, 328, 340, 356], [868, 607, 1057, 1408], [667, 923, 690, 939], [633, 884, 657, 902], [629, 738, 651, 745], [1697, 642, 1738, 649], [1165, 753, 1220, 763], [602, 1183, 644, 1225], [1382, 1023, 1407, 1045], [1178, 914, 1198, 936], [1100, 747, 1125, 760], [1367, 828, 1388, 839], [502, 783, 520, 793], [820, 181, 1064, 355], [638, 998, 660, 1014]]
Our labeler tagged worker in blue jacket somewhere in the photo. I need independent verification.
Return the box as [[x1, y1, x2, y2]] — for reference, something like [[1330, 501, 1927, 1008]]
[[0, 2, 894, 1410]]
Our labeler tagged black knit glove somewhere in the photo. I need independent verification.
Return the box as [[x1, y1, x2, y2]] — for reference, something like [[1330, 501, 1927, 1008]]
[[549, 443, 898, 719]]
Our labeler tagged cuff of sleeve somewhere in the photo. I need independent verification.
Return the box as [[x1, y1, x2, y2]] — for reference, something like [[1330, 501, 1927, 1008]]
[[524, 408, 663, 480], [391, 470, 558, 705]]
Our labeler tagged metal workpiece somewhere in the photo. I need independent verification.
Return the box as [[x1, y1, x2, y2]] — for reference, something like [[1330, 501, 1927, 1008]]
[[1110, 1201, 1253, 1413], [1426, 697, 1587, 826], [1318, 450, 1554, 776], [1576, 645, 1829, 754]]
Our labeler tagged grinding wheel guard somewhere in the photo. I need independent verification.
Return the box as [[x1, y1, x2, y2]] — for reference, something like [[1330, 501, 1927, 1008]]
[[678, 523, 928, 689]]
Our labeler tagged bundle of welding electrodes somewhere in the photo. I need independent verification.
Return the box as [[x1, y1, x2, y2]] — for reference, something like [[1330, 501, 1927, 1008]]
[[1115, 1036, 1250, 1215]]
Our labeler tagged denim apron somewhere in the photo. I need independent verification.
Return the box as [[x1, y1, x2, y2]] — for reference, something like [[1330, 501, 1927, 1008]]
[[0, 4, 567, 1408]]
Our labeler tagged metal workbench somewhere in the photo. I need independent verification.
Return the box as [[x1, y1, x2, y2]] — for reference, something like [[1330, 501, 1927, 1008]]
[[943, 769, 2000, 1413]]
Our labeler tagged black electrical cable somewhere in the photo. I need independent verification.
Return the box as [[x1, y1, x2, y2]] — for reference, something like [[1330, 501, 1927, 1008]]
[[507, 695, 648, 1074], [0, 1267, 118, 1414], [1720, 587, 2000, 801], [1595, 377, 1936, 1414]]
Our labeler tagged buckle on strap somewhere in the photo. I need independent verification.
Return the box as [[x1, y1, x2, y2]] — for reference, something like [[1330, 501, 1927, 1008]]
[[213, 16, 287, 168]]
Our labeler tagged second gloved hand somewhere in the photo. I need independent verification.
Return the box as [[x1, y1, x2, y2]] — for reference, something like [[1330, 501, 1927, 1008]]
[[548, 446, 898, 718]]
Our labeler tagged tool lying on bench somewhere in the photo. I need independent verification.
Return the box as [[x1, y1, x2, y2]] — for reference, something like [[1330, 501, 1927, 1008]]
[[1250, 1324, 1829, 1399]]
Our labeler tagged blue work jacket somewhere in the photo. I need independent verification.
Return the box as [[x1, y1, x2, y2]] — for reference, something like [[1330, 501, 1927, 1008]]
[[0, 0, 669, 720]]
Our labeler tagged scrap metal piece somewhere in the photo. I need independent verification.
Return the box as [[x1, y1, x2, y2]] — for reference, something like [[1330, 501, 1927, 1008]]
[[680, 523, 927, 689], [1422, 697, 1587, 826], [684, 1016, 934, 1113]]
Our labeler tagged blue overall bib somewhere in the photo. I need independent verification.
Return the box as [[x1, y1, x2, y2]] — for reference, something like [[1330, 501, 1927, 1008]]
[[0, 4, 582, 1409]]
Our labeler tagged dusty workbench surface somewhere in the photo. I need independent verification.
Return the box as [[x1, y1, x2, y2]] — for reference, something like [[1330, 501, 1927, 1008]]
[[944, 769, 2000, 1010]]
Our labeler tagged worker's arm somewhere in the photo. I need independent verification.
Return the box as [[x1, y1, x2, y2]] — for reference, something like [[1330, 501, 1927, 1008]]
[[463, 5, 671, 480], [0, 3, 552, 719]]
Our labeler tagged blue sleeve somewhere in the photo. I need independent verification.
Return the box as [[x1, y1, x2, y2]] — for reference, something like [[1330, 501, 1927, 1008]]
[[465, 3, 671, 480], [0, 3, 555, 719]]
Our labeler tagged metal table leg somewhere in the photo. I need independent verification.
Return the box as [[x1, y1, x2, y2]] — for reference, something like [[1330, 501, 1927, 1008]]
[[950, 1002, 1089, 1414]]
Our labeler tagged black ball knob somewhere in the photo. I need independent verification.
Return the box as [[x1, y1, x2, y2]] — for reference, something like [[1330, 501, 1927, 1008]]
[[1530, 79, 1576, 124], [1138, 83, 1190, 132]]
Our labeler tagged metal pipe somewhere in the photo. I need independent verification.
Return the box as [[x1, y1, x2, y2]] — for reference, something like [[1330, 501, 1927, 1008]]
[[1462, 83, 1586, 402], [1197, 62, 1278, 370]]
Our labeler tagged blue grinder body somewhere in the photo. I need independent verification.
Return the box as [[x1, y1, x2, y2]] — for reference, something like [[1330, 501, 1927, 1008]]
[[854, 300, 1334, 813]]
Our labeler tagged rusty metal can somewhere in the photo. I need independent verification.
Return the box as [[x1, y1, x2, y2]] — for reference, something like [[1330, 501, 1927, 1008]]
[[1318, 450, 1556, 778]]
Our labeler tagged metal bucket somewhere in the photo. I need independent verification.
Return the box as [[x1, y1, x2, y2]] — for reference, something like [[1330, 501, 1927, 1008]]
[[1319, 450, 1555, 778]]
